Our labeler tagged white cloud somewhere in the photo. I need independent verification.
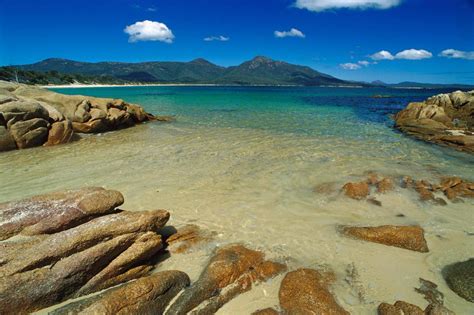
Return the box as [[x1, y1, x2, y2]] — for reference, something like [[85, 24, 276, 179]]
[[204, 35, 230, 42], [147, 7, 157, 12], [439, 49, 474, 60], [340, 63, 361, 70], [358, 60, 370, 66], [395, 49, 432, 60], [124, 20, 174, 43], [274, 28, 306, 38], [370, 50, 395, 60], [295, 0, 401, 12]]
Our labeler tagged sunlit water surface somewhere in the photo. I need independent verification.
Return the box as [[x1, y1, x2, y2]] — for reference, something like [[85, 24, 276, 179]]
[[1, 86, 473, 314]]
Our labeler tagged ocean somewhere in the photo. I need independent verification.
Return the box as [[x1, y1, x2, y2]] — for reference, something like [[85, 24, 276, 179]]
[[1, 86, 473, 314]]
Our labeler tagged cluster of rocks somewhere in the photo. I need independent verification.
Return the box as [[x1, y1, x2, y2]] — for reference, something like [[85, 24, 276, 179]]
[[0, 81, 157, 152], [394, 90, 474, 154], [340, 172, 474, 206], [1, 187, 472, 314]]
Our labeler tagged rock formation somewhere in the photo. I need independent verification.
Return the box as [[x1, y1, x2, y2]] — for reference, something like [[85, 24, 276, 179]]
[[394, 90, 474, 153], [279, 268, 349, 315], [166, 244, 286, 314], [340, 225, 429, 252], [0, 80, 156, 152]]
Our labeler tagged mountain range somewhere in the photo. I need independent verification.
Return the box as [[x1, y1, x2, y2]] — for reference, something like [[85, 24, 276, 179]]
[[7, 56, 359, 86], [1, 56, 472, 89]]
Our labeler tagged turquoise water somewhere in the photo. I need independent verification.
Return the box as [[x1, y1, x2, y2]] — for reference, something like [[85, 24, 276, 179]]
[[2, 86, 474, 313]]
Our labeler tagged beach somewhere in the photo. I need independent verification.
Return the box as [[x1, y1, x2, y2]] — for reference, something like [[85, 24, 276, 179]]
[[1, 85, 473, 314]]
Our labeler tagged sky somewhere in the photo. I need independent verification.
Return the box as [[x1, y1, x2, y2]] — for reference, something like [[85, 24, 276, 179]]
[[0, 0, 473, 84]]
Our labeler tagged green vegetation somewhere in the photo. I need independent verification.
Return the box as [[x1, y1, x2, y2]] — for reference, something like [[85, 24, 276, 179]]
[[0, 66, 128, 85]]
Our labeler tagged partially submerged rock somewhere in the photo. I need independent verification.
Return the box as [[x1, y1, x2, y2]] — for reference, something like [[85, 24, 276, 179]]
[[342, 181, 369, 200], [394, 90, 474, 154], [51, 271, 190, 315], [442, 258, 474, 303], [165, 224, 215, 254], [166, 244, 286, 314], [279, 268, 348, 315], [378, 301, 424, 315], [341, 225, 429, 252]]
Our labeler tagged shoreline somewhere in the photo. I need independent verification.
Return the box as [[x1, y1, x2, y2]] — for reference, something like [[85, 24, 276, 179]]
[[41, 83, 365, 89]]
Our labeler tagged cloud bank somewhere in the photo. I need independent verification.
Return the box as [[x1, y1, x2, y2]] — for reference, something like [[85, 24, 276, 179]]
[[340, 63, 361, 70], [439, 49, 474, 60], [204, 35, 230, 42], [295, 0, 401, 12], [370, 49, 432, 60], [274, 28, 305, 38], [124, 20, 174, 43]]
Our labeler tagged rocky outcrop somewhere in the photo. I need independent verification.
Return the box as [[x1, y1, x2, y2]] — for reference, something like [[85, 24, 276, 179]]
[[394, 90, 474, 153], [442, 258, 474, 303], [0, 80, 156, 152], [378, 301, 424, 315], [166, 244, 286, 314], [0, 187, 124, 240], [279, 268, 349, 314], [340, 225, 429, 252], [50, 271, 190, 315], [0, 188, 170, 314]]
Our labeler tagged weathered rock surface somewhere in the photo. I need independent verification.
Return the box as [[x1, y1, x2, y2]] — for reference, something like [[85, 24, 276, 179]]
[[378, 300, 424, 315], [165, 224, 215, 254], [342, 181, 369, 200], [0, 80, 157, 152], [341, 225, 429, 252], [45, 120, 74, 146], [279, 268, 348, 315], [0, 187, 124, 240], [50, 271, 190, 315], [0, 187, 171, 314], [166, 244, 286, 314], [252, 308, 280, 315], [394, 90, 474, 153], [442, 258, 474, 303]]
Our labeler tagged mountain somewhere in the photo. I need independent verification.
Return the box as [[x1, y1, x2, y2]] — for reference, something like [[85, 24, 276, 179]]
[[11, 56, 359, 86], [370, 80, 473, 90]]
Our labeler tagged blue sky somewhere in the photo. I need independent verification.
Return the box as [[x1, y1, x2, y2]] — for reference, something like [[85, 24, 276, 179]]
[[0, 0, 473, 83]]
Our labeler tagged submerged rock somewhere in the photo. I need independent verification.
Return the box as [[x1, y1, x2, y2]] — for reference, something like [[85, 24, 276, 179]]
[[342, 181, 369, 200], [166, 244, 286, 314], [51, 271, 190, 315], [378, 301, 424, 315], [442, 258, 474, 303], [165, 224, 215, 254], [279, 268, 348, 315], [341, 225, 429, 252]]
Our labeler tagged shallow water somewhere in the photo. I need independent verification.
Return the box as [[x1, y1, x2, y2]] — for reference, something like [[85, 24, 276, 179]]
[[2, 86, 473, 314]]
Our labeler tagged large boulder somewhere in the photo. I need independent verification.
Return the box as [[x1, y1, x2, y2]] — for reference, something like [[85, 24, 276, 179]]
[[0, 187, 124, 240], [50, 271, 190, 315], [0, 188, 171, 314], [8, 118, 49, 148], [166, 244, 286, 314], [395, 90, 474, 153], [279, 268, 348, 314], [0, 100, 50, 126], [0, 125, 16, 151], [45, 120, 74, 146], [340, 225, 429, 252]]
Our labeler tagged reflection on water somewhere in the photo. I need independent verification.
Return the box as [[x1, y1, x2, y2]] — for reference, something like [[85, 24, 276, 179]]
[[1, 86, 473, 313]]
